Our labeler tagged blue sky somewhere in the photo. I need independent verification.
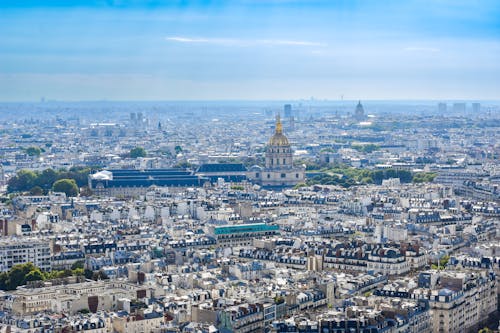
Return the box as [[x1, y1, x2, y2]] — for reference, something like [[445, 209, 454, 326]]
[[0, 0, 499, 101]]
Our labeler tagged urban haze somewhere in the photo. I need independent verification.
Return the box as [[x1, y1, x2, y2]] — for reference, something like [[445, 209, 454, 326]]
[[0, 1, 499, 333]]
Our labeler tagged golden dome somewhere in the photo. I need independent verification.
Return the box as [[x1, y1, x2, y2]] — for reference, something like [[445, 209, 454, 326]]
[[269, 133, 289, 146], [268, 114, 290, 146]]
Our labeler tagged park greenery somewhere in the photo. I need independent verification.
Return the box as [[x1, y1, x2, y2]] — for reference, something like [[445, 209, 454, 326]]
[[7, 166, 95, 194], [129, 146, 147, 158], [0, 262, 109, 291], [351, 144, 380, 153], [431, 255, 450, 270], [25, 146, 43, 156], [478, 328, 493, 333], [412, 172, 437, 183], [305, 163, 436, 188]]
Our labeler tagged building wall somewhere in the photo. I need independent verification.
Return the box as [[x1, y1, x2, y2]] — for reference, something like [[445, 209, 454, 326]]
[[0, 239, 51, 272]]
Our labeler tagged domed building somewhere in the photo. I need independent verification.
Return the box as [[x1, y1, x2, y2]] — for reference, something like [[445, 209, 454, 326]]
[[248, 115, 305, 187], [354, 100, 366, 121]]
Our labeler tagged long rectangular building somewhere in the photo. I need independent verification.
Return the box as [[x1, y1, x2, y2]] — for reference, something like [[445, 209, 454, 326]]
[[212, 223, 280, 247], [88, 169, 208, 197]]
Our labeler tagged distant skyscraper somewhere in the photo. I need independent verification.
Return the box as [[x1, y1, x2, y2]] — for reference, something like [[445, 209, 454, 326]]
[[453, 103, 466, 114], [438, 103, 447, 113], [284, 104, 292, 118], [472, 102, 481, 114]]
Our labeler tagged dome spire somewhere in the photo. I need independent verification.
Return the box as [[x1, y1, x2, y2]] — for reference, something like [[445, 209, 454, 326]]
[[268, 112, 289, 146], [275, 113, 283, 134]]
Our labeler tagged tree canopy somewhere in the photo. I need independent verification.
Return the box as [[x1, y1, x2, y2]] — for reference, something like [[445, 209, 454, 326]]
[[306, 166, 418, 188], [130, 147, 147, 158], [7, 166, 96, 194], [0, 263, 106, 291], [25, 146, 42, 156], [52, 179, 79, 197], [7, 169, 38, 192], [351, 144, 380, 153], [412, 172, 437, 183]]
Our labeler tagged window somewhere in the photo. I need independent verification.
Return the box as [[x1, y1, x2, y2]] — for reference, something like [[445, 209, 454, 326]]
[[296, 173, 299, 178], [281, 173, 286, 178], [283, 158, 286, 164], [267, 174, 270, 179], [255, 173, 260, 178]]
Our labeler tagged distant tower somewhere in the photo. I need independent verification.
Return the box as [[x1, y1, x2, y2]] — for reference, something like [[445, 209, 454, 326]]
[[472, 102, 481, 114], [354, 101, 366, 121], [453, 103, 466, 114], [284, 104, 292, 118], [438, 103, 447, 113]]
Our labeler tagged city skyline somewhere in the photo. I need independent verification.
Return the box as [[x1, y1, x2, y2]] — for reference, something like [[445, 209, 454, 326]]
[[1, 0, 499, 101]]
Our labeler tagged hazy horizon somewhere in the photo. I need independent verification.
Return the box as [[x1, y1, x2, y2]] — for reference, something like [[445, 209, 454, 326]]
[[1, 0, 499, 101]]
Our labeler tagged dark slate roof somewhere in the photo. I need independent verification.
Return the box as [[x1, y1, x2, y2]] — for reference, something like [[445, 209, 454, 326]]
[[197, 163, 247, 173], [205, 175, 247, 183], [90, 168, 207, 188]]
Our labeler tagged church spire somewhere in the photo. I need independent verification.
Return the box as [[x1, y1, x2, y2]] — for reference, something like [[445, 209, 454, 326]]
[[275, 113, 283, 134]]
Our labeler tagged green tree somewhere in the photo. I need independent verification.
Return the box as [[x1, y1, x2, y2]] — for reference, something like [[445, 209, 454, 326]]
[[413, 172, 437, 183], [84, 269, 94, 280], [0, 263, 94, 291], [25, 269, 45, 283], [5, 263, 37, 290], [60, 269, 74, 278], [29, 186, 44, 195], [130, 147, 147, 158], [0, 272, 8, 290], [37, 168, 58, 190], [52, 179, 79, 197], [71, 261, 85, 270], [7, 169, 38, 192], [351, 144, 380, 153], [66, 167, 92, 187], [439, 255, 450, 267], [25, 146, 41, 156]]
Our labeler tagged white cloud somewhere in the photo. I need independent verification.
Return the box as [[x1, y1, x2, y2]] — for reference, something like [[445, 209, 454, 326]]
[[165, 36, 326, 47], [165, 37, 238, 45]]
